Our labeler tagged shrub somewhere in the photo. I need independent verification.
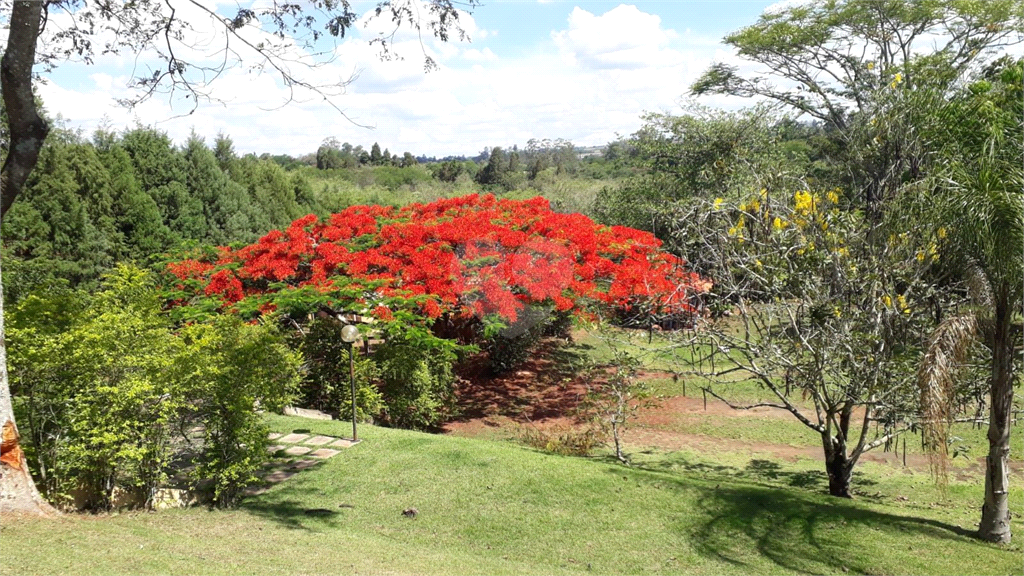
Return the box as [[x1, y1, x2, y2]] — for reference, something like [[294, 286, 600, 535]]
[[373, 326, 463, 430], [516, 424, 604, 457], [179, 316, 301, 506], [9, 265, 184, 509], [485, 305, 550, 374], [9, 265, 302, 510], [297, 318, 383, 421]]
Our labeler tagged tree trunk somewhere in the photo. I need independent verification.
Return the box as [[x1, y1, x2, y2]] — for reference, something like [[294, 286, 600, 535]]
[[979, 294, 1014, 543], [0, 256, 55, 516], [823, 436, 853, 498], [1, 0, 51, 216], [0, 0, 55, 516]]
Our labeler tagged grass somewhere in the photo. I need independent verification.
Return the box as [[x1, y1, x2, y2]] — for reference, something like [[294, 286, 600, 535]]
[[573, 326, 1007, 464], [4, 414, 1020, 576]]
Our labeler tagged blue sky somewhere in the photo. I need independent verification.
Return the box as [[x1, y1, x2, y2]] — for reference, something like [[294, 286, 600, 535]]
[[27, 0, 782, 157]]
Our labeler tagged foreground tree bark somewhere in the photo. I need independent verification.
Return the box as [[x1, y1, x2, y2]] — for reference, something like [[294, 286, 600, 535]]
[[0, 0, 54, 516], [979, 293, 1014, 543], [0, 258, 55, 515]]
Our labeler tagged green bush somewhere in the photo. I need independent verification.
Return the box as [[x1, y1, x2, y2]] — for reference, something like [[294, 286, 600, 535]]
[[178, 316, 300, 506], [485, 306, 551, 374], [373, 327, 462, 430], [297, 318, 383, 421], [8, 265, 302, 510], [9, 265, 184, 509]]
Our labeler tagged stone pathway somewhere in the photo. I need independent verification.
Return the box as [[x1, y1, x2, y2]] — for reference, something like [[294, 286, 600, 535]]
[[244, 431, 359, 496]]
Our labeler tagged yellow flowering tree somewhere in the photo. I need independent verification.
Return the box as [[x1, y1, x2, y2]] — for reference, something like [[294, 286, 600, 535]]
[[670, 187, 941, 498]]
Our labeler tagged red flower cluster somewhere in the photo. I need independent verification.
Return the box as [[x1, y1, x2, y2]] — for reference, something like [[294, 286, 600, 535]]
[[167, 194, 710, 322]]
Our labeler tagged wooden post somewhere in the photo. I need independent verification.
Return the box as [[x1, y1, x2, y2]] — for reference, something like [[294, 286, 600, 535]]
[[703, 389, 707, 411]]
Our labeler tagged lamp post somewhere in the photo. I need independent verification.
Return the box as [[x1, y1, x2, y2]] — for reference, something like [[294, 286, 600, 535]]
[[339, 322, 361, 442]]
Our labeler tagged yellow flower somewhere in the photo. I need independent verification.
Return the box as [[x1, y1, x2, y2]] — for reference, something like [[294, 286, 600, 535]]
[[794, 190, 816, 215], [713, 198, 724, 210], [867, 61, 875, 71], [897, 294, 910, 314], [833, 306, 843, 318], [826, 190, 839, 204], [937, 227, 947, 239], [755, 259, 763, 269], [916, 251, 926, 262], [882, 295, 892, 307], [773, 217, 786, 230]]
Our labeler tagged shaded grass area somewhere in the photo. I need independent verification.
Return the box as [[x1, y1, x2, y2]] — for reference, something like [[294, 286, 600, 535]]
[[4, 415, 1020, 575]]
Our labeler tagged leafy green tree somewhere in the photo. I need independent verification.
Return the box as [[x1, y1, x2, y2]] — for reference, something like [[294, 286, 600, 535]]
[[916, 57, 1023, 543], [3, 140, 118, 294], [8, 266, 184, 509], [370, 142, 383, 166], [183, 134, 257, 244], [213, 133, 237, 173], [595, 105, 798, 240], [237, 156, 303, 231], [691, 0, 1023, 209], [475, 145, 507, 187], [179, 316, 300, 506], [316, 137, 345, 170], [99, 145, 175, 260]]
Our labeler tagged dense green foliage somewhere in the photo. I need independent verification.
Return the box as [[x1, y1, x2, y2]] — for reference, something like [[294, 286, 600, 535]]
[[7, 265, 301, 509]]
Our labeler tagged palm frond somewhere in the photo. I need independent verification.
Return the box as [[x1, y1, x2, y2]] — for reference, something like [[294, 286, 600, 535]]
[[917, 313, 979, 486]]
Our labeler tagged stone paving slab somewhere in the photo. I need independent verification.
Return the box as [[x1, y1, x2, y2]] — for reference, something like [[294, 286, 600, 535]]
[[266, 444, 285, 454], [268, 433, 283, 440], [309, 448, 340, 459], [288, 459, 320, 471], [303, 435, 335, 446], [330, 438, 357, 448], [278, 433, 311, 444], [264, 470, 296, 483], [284, 445, 313, 456]]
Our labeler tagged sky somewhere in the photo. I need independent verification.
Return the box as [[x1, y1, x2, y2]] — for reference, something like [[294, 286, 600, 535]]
[[25, 0, 784, 158]]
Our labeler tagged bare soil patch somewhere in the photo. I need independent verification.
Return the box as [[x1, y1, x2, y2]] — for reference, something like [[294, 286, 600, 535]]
[[445, 337, 1018, 479]]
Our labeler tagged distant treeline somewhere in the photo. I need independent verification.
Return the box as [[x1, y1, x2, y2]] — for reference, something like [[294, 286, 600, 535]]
[[2, 127, 330, 301], [0, 126, 637, 302]]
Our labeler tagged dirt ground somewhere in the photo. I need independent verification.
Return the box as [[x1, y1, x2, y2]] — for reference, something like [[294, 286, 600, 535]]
[[444, 337, 1017, 480]]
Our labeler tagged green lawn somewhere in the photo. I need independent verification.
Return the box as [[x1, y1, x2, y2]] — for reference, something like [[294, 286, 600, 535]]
[[4, 415, 1020, 576]]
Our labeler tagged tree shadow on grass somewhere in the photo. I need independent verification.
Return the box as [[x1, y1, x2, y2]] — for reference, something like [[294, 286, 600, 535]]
[[238, 458, 348, 531], [686, 483, 979, 574], [634, 452, 879, 495], [241, 497, 348, 531], [618, 465, 986, 575]]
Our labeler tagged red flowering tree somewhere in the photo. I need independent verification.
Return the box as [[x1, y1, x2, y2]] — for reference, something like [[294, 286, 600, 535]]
[[164, 194, 710, 329]]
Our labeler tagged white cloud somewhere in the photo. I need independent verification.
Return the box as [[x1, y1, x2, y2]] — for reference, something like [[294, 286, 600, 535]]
[[552, 5, 678, 70], [35, 3, 754, 157], [462, 47, 497, 62]]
